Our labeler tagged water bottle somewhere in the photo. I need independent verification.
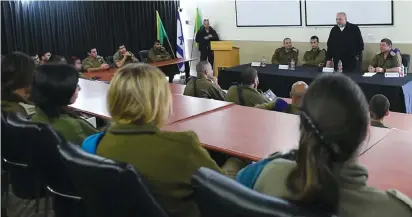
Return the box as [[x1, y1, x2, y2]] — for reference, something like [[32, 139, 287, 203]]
[[337, 60, 343, 73], [261, 56, 266, 67], [289, 59, 295, 70], [179, 71, 186, 84]]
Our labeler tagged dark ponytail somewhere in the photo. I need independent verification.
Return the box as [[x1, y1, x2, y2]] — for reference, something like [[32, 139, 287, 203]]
[[284, 73, 370, 215], [286, 111, 339, 214]]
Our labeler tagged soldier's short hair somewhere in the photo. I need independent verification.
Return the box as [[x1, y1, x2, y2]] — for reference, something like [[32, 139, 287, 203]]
[[241, 67, 258, 85], [310, 36, 319, 42], [381, 38, 392, 47], [369, 94, 390, 120], [154, 40, 161, 44], [283, 38, 291, 43], [196, 61, 211, 76]]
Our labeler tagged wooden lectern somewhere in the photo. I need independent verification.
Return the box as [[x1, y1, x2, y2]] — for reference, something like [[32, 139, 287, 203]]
[[211, 41, 240, 77]]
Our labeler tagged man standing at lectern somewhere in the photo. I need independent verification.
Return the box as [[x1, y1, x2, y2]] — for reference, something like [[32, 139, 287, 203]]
[[195, 19, 220, 68], [326, 12, 364, 72]]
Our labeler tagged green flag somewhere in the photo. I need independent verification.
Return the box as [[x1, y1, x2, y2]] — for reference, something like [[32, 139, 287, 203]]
[[156, 10, 169, 45], [194, 8, 202, 33]]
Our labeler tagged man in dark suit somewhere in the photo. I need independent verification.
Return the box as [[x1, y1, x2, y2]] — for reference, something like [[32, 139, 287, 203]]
[[326, 12, 364, 72], [195, 19, 219, 67]]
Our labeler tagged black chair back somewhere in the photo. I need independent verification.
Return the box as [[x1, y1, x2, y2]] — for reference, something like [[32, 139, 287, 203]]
[[191, 167, 334, 217], [139, 50, 149, 63], [1, 111, 48, 199], [401, 54, 410, 73], [2, 111, 84, 217], [59, 140, 168, 217], [105, 56, 114, 67]]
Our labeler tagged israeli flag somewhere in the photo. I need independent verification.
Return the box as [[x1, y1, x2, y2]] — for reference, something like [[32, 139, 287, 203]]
[[176, 11, 185, 71]]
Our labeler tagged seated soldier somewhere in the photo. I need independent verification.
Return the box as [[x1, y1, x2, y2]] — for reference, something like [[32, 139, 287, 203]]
[[82, 48, 110, 72], [225, 67, 270, 107], [255, 81, 308, 114], [39, 51, 51, 65], [302, 36, 326, 67], [369, 94, 390, 128], [271, 38, 299, 65], [31, 64, 98, 145], [113, 44, 139, 68], [183, 61, 226, 100], [30, 53, 40, 65], [1, 52, 36, 118], [368, 38, 401, 73], [148, 40, 171, 62], [237, 73, 412, 217], [81, 63, 244, 217]]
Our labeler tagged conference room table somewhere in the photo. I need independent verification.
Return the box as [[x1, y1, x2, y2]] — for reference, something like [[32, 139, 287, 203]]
[[359, 129, 412, 197], [71, 79, 411, 196], [162, 104, 393, 161], [73, 79, 234, 124], [82, 58, 195, 82], [219, 64, 412, 113]]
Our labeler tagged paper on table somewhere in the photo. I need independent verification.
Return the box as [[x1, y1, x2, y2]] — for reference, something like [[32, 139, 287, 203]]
[[363, 72, 376, 77], [251, 62, 261, 67]]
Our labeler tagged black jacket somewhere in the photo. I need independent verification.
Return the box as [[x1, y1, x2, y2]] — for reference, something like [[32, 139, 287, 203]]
[[195, 26, 219, 52], [326, 22, 364, 61]]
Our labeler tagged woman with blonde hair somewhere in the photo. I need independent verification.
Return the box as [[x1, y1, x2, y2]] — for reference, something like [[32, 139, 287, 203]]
[[82, 63, 237, 217]]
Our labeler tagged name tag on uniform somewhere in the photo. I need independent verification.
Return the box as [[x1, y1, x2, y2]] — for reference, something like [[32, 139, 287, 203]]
[[322, 67, 334, 73], [384, 72, 399, 78], [278, 65, 289, 70]]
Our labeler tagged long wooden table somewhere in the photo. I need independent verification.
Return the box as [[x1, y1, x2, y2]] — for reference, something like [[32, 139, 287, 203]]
[[359, 130, 412, 196], [71, 79, 412, 196], [83, 58, 195, 81], [162, 105, 393, 161], [73, 79, 232, 124]]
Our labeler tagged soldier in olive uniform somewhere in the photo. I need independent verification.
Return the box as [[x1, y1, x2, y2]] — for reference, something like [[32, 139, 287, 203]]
[[254, 81, 307, 114], [148, 40, 171, 62], [1, 52, 36, 118], [82, 63, 244, 217], [302, 36, 326, 67], [82, 48, 110, 72], [271, 38, 299, 65], [31, 64, 98, 145], [113, 44, 139, 68], [369, 94, 390, 128], [183, 61, 226, 101], [238, 74, 412, 217], [225, 67, 270, 107], [368, 38, 401, 73]]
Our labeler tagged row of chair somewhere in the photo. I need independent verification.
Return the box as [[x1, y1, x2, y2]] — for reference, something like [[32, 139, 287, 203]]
[[1, 111, 332, 217]]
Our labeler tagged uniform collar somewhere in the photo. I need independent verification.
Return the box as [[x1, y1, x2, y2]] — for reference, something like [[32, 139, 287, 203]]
[[335, 163, 368, 188], [311, 47, 320, 52], [108, 123, 160, 135], [239, 84, 261, 94]]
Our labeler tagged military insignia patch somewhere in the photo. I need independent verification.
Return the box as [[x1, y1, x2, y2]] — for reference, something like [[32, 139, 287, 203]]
[[390, 51, 395, 56]]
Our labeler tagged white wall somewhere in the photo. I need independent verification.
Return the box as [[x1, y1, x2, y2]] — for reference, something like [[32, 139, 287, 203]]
[[180, 0, 412, 44]]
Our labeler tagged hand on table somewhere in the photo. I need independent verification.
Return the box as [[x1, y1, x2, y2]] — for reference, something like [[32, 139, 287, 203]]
[[101, 64, 110, 69], [318, 63, 324, 67], [368, 66, 376, 72], [375, 67, 384, 73]]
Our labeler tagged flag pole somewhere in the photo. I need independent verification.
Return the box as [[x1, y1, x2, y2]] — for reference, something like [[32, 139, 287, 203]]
[[165, 36, 177, 59], [189, 26, 196, 69]]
